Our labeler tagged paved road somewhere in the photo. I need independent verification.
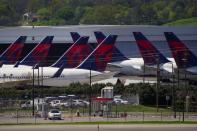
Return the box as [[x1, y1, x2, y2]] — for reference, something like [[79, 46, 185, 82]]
[[0, 125, 197, 131]]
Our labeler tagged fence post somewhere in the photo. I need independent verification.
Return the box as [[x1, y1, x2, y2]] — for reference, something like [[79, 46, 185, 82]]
[[16, 109, 19, 125], [98, 124, 100, 131], [34, 114, 36, 125], [142, 111, 144, 122]]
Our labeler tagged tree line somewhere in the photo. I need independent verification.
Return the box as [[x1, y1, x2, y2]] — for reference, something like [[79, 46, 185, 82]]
[[0, 0, 196, 26]]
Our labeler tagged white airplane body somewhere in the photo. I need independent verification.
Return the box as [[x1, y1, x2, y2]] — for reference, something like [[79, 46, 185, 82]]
[[109, 58, 176, 76], [0, 65, 101, 80], [0, 34, 117, 83]]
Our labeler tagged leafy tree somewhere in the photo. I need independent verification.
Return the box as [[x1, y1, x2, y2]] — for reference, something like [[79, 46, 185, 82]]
[[37, 8, 51, 20]]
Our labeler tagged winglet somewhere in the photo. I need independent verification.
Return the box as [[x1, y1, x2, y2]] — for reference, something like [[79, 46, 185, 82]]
[[51, 64, 65, 78]]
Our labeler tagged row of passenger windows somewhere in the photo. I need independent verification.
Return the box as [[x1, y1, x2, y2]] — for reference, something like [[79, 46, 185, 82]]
[[0, 75, 65, 79]]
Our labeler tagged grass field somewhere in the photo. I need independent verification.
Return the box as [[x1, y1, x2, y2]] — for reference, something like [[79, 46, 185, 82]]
[[164, 17, 197, 26]]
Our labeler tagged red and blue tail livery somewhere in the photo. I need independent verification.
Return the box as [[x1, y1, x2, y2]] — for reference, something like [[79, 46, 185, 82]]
[[164, 32, 197, 69], [52, 36, 90, 68], [0, 36, 27, 65], [94, 31, 106, 44], [78, 35, 117, 72], [133, 32, 170, 66], [94, 31, 128, 62], [18, 36, 54, 66]]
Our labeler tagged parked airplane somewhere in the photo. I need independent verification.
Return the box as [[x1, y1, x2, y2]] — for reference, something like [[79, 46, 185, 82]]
[[98, 32, 174, 76], [0, 36, 27, 66], [164, 32, 197, 74], [51, 35, 90, 68], [52, 34, 118, 78], [0, 34, 117, 81], [0, 36, 54, 80], [50, 35, 91, 77], [133, 32, 176, 73], [70, 31, 128, 62], [17, 36, 54, 67]]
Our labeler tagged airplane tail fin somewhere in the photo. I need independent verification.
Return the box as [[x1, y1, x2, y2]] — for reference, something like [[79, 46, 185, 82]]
[[70, 32, 80, 42], [94, 31, 128, 62], [0, 36, 27, 65], [19, 36, 54, 66], [78, 35, 117, 72], [51, 36, 90, 68], [164, 32, 197, 68], [94, 31, 106, 44], [133, 32, 170, 66]]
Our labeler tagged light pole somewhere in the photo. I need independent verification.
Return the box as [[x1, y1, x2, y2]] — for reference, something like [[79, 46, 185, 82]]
[[182, 56, 188, 122], [32, 26, 35, 116], [32, 67, 35, 116], [156, 56, 160, 112], [170, 62, 176, 118], [143, 62, 145, 83], [89, 63, 92, 116]]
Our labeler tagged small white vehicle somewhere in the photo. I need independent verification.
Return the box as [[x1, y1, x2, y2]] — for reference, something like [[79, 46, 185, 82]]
[[114, 98, 128, 104], [73, 99, 89, 107], [48, 109, 62, 120], [49, 100, 68, 107]]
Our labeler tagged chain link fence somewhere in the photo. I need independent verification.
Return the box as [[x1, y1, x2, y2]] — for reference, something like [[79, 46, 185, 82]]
[[0, 99, 197, 124]]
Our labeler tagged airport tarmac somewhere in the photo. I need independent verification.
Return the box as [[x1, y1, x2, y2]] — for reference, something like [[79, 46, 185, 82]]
[[0, 124, 197, 131]]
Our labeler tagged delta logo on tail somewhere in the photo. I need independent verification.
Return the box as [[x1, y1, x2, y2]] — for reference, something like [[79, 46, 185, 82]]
[[133, 32, 170, 66], [78, 35, 117, 72], [0, 36, 27, 65], [164, 32, 197, 69], [52, 36, 91, 68], [19, 36, 54, 66], [94, 31, 128, 62]]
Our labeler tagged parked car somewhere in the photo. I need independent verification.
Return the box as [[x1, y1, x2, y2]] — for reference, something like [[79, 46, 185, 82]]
[[21, 101, 32, 109], [114, 98, 128, 104], [49, 100, 68, 107], [73, 99, 89, 107], [48, 109, 62, 120]]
